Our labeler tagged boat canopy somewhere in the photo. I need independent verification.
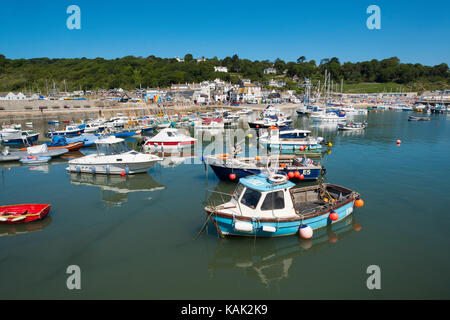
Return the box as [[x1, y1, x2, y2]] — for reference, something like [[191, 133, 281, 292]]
[[95, 136, 130, 155], [50, 135, 69, 146], [239, 174, 295, 192]]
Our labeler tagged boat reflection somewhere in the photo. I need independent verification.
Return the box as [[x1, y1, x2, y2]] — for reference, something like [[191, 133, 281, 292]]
[[69, 172, 165, 206], [150, 151, 196, 168], [206, 215, 361, 288], [338, 129, 366, 137], [0, 216, 52, 237]]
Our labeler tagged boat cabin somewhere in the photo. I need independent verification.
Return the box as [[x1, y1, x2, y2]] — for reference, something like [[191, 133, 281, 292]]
[[95, 137, 132, 155], [227, 174, 355, 220], [230, 174, 296, 218]]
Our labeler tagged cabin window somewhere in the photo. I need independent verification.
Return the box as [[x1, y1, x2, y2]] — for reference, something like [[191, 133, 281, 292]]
[[261, 191, 285, 211], [240, 188, 262, 209], [232, 183, 245, 201], [167, 132, 174, 137]]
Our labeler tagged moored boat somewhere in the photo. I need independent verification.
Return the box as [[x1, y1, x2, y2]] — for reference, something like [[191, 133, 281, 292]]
[[258, 127, 324, 150], [19, 155, 51, 165], [66, 136, 162, 174], [337, 121, 368, 130], [0, 204, 51, 224], [0, 129, 39, 146], [19, 136, 85, 151], [47, 125, 84, 137], [143, 128, 197, 151], [204, 173, 362, 237], [408, 116, 431, 121], [205, 154, 324, 181]]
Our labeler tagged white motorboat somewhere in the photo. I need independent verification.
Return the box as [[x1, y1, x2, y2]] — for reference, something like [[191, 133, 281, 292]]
[[337, 121, 368, 131], [259, 127, 324, 150], [193, 119, 224, 129], [295, 105, 308, 115], [84, 122, 105, 133], [47, 125, 84, 137], [143, 128, 197, 151], [67, 136, 162, 174], [310, 110, 346, 122]]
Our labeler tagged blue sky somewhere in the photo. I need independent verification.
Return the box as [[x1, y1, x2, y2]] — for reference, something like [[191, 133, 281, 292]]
[[0, 0, 449, 65]]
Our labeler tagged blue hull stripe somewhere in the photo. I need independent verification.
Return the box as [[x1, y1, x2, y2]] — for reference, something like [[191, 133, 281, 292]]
[[210, 201, 354, 237]]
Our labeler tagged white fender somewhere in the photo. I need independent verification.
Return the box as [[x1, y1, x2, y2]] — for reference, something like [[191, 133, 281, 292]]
[[234, 221, 253, 233], [261, 225, 276, 233]]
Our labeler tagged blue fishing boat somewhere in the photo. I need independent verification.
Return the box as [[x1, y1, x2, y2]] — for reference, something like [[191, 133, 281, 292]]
[[1, 130, 39, 146], [204, 173, 362, 238], [47, 125, 84, 137], [205, 155, 324, 181], [113, 130, 136, 138], [259, 127, 324, 151]]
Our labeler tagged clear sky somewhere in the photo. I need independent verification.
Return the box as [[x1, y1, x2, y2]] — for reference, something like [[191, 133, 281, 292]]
[[0, 0, 449, 65]]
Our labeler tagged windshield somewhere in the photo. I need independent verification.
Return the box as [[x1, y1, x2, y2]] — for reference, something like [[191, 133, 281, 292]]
[[261, 191, 285, 211], [240, 188, 262, 209], [233, 183, 245, 201], [97, 142, 130, 155]]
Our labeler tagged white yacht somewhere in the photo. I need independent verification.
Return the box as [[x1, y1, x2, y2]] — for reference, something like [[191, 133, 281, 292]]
[[310, 110, 346, 122], [67, 136, 162, 174]]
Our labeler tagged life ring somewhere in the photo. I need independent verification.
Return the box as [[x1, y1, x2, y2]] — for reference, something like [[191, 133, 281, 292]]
[[267, 174, 287, 183], [218, 154, 231, 160]]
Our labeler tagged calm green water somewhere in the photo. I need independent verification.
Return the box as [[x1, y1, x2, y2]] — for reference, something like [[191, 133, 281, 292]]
[[0, 110, 449, 299]]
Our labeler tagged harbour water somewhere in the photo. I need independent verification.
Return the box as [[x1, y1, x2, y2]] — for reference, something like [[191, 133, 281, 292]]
[[0, 110, 449, 299]]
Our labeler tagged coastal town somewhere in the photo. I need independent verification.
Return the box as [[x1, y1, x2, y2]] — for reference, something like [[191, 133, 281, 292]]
[[1, 76, 449, 122]]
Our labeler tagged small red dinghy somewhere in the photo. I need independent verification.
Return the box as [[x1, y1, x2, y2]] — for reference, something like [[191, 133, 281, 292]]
[[0, 204, 51, 224]]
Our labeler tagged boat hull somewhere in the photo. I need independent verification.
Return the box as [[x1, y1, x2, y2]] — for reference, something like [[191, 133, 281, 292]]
[[1, 133, 39, 146], [207, 200, 355, 237], [66, 161, 158, 174], [20, 156, 51, 164], [209, 164, 321, 181], [0, 204, 51, 224]]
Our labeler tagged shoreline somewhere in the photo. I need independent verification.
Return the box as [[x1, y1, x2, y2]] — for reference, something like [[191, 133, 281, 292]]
[[0, 100, 373, 122]]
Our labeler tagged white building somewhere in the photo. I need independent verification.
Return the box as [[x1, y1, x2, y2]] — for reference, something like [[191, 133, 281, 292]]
[[0, 92, 27, 100], [264, 68, 276, 74], [237, 83, 262, 103]]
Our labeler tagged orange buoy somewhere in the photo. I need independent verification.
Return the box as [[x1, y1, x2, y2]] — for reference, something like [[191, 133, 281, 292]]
[[255, 156, 260, 161], [229, 173, 236, 180], [329, 211, 339, 221], [294, 171, 300, 178], [355, 199, 364, 207], [280, 163, 286, 168], [288, 172, 294, 179], [120, 172, 126, 176], [299, 146, 305, 151], [299, 173, 304, 180]]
